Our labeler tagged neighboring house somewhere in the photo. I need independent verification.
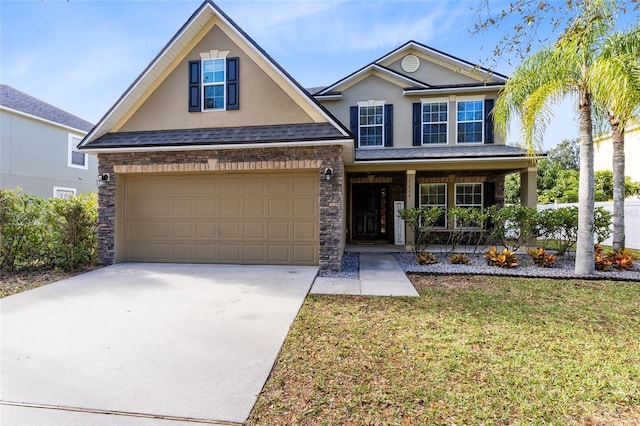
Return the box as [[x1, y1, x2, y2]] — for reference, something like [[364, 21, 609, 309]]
[[78, 0, 535, 273], [0, 85, 96, 198], [594, 124, 640, 183]]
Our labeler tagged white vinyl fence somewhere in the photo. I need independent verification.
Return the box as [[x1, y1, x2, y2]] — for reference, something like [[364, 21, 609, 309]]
[[538, 200, 640, 250]]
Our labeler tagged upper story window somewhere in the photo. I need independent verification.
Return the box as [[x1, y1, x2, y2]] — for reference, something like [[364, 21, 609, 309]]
[[457, 100, 484, 144], [188, 56, 239, 112], [203, 59, 225, 110], [350, 102, 393, 148], [421, 101, 448, 145], [359, 104, 384, 147], [68, 135, 87, 169]]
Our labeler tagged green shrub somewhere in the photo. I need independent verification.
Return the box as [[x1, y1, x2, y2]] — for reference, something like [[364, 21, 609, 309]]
[[537, 207, 611, 255], [487, 204, 539, 252], [0, 189, 97, 272], [47, 193, 98, 271], [398, 206, 443, 258]]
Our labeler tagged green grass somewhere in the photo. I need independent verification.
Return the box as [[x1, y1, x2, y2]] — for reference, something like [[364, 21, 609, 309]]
[[248, 275, 640, 425]]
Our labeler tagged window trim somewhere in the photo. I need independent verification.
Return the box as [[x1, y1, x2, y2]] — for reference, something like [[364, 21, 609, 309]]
[[53, 186, 77, 199], [202, 58, 226, 111], [357, 100, 385, 148], [454, 182, 484, 229], [68, 135, 87, 170], [419, 183, 447, 229], [456, 98, 485, 145], [421, 100, 449, 145]]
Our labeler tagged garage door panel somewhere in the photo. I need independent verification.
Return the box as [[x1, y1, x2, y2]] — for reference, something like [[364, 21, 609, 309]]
[[196, 244, 216, 261], [244, 198, 265, 216], [196, 222, 216, 239], [293, 198, 316, 216], [220, 198, 241, 216], [293, 222, 315, 239], [196, 199, 218, 216], [243, 245, 265, 262], [268, 199, 291, 216], [268, 222, 290, 239], [244, 222, 265, 239], [294, 176, 316, 193], [293, 245, 315, 264], [219, 244, 241, 262], [219, 222, 241, 239], [172, 244, 194, 261], [123, 172, 319, 265]]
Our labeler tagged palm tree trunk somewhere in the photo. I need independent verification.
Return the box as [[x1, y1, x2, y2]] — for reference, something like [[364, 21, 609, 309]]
[[609, 113, 625, 250], [575, 89, 595, 275]]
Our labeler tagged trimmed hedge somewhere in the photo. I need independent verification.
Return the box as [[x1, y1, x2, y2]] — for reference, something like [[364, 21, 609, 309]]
[[0, 189, 97, 272]]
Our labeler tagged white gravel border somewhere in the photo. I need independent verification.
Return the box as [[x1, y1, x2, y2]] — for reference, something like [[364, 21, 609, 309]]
[[394, 252, 640, 281]]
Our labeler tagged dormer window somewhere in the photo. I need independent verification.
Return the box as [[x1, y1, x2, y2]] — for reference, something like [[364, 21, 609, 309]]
[[202, 59, 225, 110], [188, 56, 239, 112]]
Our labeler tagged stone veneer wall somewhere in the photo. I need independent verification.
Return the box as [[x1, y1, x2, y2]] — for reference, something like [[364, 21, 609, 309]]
[[96, 145, 344, 272]]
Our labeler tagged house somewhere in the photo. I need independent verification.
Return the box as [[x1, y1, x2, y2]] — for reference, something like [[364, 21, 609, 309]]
[[78, 0, 536, 273], [0, 85, 96, 198], [594, 124, 640, 183]]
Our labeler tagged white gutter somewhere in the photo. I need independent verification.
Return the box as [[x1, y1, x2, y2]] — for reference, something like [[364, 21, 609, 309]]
[[314, 94, 342, 101]]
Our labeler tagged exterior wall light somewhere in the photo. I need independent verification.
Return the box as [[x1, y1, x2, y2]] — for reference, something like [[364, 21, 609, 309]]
[[96, 173, 110, 187], [324, 168, 333, 181]]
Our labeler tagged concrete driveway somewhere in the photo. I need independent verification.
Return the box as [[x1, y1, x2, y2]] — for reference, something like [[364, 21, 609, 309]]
[[1, 263, 317, 425]]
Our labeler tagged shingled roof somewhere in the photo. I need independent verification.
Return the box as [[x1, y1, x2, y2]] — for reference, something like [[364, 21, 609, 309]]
[[83, 123, 350, 149], [0, 85, 93, 132]]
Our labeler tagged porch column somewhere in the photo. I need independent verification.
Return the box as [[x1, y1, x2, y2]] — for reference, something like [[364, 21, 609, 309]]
[[520, 167, 538, 248], [520, 167, 537, 207], [405, 170, 416, 246]]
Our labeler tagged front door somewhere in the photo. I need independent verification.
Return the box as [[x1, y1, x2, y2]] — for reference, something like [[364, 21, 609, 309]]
[[352, 184, 387, 240]]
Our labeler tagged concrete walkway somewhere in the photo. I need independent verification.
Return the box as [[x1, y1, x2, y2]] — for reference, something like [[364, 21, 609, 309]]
[[311, 252, 419, 297]]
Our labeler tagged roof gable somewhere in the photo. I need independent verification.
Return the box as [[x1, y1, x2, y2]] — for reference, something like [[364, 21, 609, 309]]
[[317, 40, 506, 96], [80, 0, 349, 147], [0, 84, 93, 133]]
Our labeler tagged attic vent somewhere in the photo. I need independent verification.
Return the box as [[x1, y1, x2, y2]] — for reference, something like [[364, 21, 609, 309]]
[[401, 54, 420, 73]]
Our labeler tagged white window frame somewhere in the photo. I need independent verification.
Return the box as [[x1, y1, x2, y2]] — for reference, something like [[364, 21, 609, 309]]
[[454, 182, 483, 229], [53, 186, 77, 199], [357, 100, 385, 148], [68, 135, 87, 169], [202, 58, 226, 111], [421, 100, 448, 145], [419, 183, 447, 228], [456, 97, 484, 145]]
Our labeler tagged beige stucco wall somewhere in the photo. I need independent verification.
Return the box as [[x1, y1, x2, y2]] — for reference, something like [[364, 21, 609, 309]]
[[594, 127, 640, 182], [119, 25, 314, 132], [385, 53, 485, 86], [320, 74, 504, 149]]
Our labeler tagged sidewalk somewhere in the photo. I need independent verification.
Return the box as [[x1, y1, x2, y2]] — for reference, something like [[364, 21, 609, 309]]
[[311, 252, 419, 297]]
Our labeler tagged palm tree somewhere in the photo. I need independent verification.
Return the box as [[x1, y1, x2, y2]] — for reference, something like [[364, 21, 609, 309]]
[[493, 1, 616, 275], [591, 27, 640, 250]]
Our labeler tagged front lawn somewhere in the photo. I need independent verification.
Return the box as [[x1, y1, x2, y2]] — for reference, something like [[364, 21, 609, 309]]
[[248, 275, 640, 425]]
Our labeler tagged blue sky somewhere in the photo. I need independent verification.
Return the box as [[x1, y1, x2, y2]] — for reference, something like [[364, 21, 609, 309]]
[[1, 0, 633, 149]]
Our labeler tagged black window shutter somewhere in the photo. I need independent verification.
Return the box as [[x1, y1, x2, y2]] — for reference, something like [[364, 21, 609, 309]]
[[412, 102, 422, 146], [384, 104, 393, 147], [188, 60, 201, 112], [484, 99, 494, 144], [484, 181, 496, 208], [226, 57, 239, 110], [350, 106, 359, 146]]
